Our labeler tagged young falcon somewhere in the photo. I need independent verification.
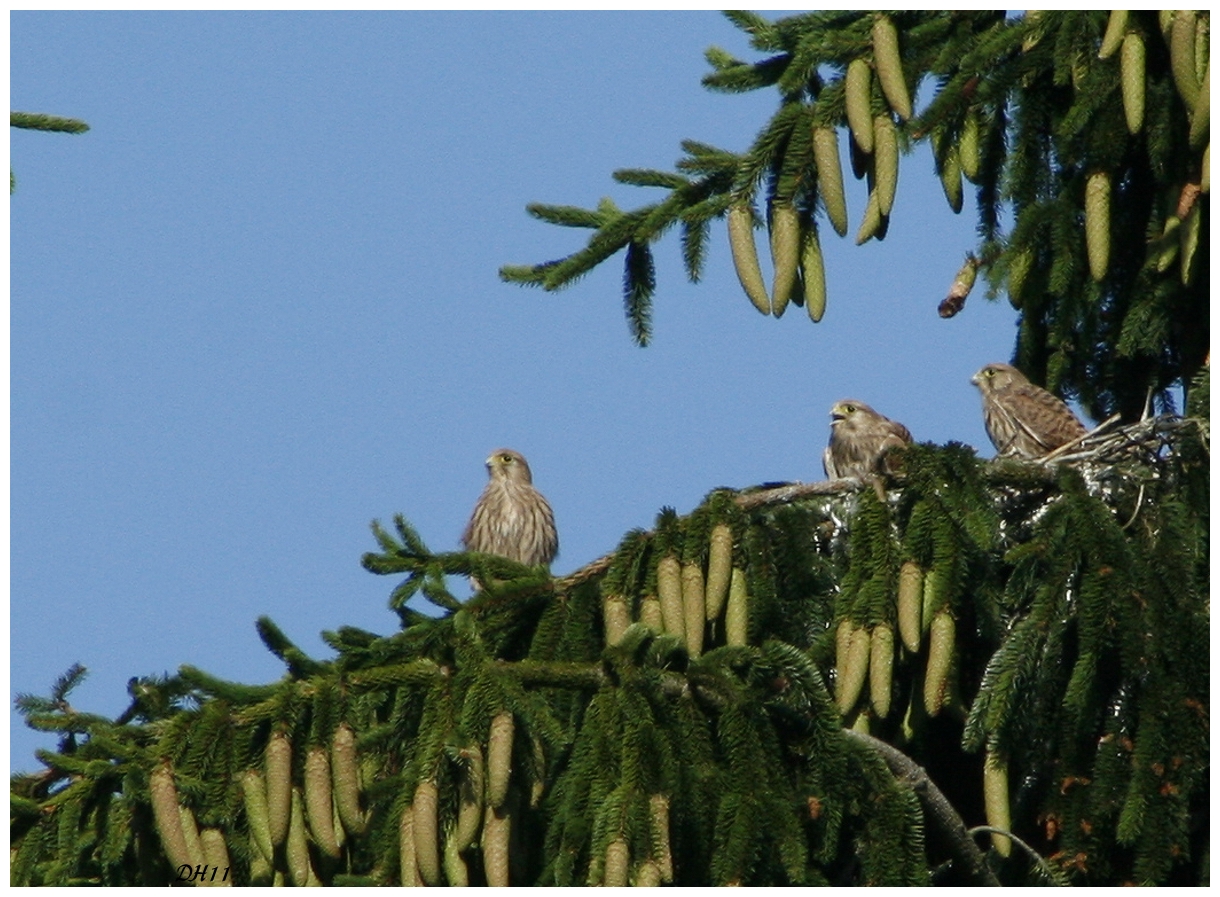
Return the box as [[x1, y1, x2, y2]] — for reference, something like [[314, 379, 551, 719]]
[[971, 363, 1088, 458], [462, 449, 558, 567], [823, 400, 913, 480]]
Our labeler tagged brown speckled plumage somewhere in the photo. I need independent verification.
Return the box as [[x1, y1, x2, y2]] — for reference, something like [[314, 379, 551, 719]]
[[971, 363, 1088, 458], [823, 400, 912, 480], [462, 449, 558, 567]]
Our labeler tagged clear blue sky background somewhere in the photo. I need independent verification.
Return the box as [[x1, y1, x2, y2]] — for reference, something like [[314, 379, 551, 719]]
[[11, 11, 1028, 771]]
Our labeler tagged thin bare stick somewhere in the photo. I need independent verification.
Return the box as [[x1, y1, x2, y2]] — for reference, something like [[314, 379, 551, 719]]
[[1040, 413, 1122, 463], [968, 825, 1068, 885]]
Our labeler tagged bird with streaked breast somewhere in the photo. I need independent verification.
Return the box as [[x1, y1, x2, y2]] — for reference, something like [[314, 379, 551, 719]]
[[971, 363, 1087, 458], [462, 448, 558, 569], [823, 399, 912, 481]]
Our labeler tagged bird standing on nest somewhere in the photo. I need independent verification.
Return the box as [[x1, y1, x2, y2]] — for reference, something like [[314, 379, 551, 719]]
[[971, 363, 1088, 458]]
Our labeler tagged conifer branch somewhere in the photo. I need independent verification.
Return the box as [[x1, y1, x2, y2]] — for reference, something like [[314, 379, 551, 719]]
[[11, 17, 1209, 880], [493, 660, 608, 691], [558, 415, 1193, 591], [503, 11, 1206, 418], [10, 111, 90, 194], [178, 665, 280, 703], [11, 423, 1208, 884], [10, 111, 90, 133], [968, 825, 1070, 885], [844, 730, 1000, 887], [555, 478, 864, 590]]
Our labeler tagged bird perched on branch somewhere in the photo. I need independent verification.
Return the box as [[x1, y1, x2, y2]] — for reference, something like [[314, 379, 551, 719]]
[[462, 449, 558, 569], [823, 400, 912, 481], [971, 363, 1088, 458]]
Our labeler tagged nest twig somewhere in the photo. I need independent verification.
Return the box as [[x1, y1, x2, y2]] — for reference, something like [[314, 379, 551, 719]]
[[1040, 414, 1202, 466]]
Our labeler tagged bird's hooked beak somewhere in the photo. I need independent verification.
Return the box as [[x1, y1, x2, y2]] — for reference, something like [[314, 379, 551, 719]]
[[830, 405, 847, 425], [970, 371, 982, 387]]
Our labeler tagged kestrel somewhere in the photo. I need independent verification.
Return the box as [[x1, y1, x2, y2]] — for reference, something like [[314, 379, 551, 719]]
[[971, 363, 1088, 458], [823, 400, 913, 480], [462, 449, 558, 567]]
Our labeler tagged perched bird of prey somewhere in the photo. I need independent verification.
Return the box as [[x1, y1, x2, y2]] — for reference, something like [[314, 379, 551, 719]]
[[971, 363, 1088, 458], [462, 449, 558, 567], [823, 400, 913, 480]]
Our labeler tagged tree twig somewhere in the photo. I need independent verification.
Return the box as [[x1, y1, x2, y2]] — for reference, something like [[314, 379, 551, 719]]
[[844, 729, 1000, 887], [968, 825, 1067, 885], [554, 479, 862, 591], [1039, 413, 1122, 462], [492, 659, 608, 691], [733, 477, 864, 510]]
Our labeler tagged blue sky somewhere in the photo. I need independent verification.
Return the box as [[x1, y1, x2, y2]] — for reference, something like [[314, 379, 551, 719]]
[[10, 11, 1025, 770]]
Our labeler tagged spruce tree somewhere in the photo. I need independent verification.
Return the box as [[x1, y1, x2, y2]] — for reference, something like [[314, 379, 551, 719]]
[[11, 12, 1208, 887], [503, 10, 1208, 422]]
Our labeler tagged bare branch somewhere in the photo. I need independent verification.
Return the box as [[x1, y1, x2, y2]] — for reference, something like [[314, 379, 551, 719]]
[[844, 729, 1000, 888]]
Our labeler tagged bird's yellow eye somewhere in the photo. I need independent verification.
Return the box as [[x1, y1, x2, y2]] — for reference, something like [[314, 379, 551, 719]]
[[844, 404, 856, 413], [500, 453, 514, 464]]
